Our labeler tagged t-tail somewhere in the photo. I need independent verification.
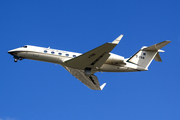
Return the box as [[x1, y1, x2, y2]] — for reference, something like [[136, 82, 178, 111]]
[[127, 40, 171, 70]]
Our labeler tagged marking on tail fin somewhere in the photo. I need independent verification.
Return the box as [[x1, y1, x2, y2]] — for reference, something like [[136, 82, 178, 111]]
[[127, 49, 157, 69], [126, 50, 141, 65]]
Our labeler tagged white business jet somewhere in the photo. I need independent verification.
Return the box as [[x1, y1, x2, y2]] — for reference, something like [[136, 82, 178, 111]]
[[8, 35, 171, 90]]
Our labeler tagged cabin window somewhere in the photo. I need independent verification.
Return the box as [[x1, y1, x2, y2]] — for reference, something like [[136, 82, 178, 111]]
[[44, 50, 47, 53], [51, 51, 55, 54], [66, 54, 69, 57], [143, 53, 146, 55], [22, 46, 27, 48], [58, 53, 62, 55], [73, 55, 76, 58]]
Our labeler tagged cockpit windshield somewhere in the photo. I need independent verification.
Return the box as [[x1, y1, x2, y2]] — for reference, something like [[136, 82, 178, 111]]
[[22, 46, 27, 48]]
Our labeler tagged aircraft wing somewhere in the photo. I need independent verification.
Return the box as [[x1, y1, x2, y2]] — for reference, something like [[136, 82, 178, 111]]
[[64, 34, 123, 70], [64, 66, 106, 90]]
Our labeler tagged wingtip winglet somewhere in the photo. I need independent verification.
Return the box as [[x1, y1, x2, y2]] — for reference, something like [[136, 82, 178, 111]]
[[100, 83, 106, 90], [112, 34, 123, 44]]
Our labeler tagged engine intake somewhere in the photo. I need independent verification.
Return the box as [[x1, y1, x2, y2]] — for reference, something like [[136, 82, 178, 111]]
[[84, 67, 92, 76]]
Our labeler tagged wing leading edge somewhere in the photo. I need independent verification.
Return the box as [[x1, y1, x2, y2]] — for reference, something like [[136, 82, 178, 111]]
[[64, 35, 123, 70]]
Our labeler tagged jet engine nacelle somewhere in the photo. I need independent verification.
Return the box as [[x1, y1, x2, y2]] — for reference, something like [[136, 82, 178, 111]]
[[84, 67, 92, 76], [105, 53, 125, 65]]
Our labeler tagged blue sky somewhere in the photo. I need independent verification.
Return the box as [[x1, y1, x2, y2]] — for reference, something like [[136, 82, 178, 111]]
[[1, 0, 180, 120]]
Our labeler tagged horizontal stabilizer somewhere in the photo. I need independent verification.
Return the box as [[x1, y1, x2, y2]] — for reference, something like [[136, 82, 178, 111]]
[[144, 40, 171, 51], [154, 52, 162, 62], [143, 40, 171, 62]]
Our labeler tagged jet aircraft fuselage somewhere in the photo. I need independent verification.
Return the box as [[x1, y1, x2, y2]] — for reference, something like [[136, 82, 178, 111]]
[[8, 35, 171, 90], [8, 45, 143, 72]]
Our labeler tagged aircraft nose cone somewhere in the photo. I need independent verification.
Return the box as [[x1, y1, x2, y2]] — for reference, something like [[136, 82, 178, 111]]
[[8, 50, 15, 55]]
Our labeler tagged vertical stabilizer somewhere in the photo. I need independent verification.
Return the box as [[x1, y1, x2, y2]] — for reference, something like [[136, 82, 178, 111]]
[[127, 41, 171, 69], [127, 49, 157, 69]]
